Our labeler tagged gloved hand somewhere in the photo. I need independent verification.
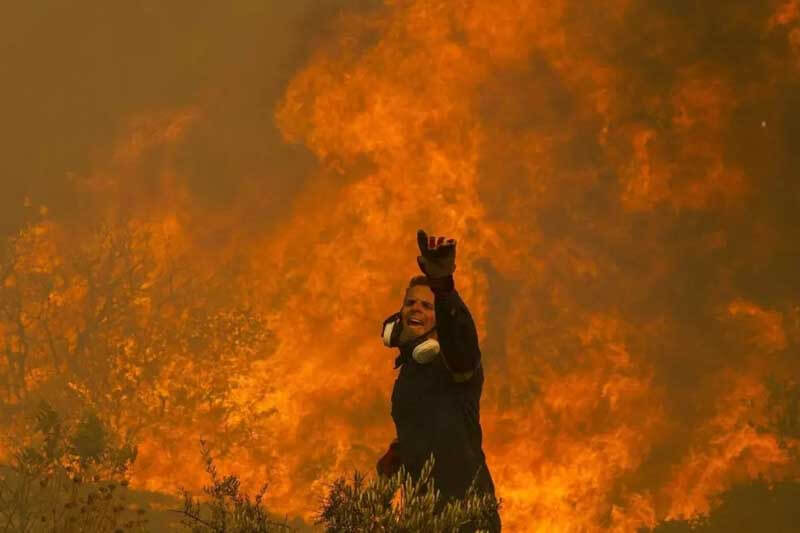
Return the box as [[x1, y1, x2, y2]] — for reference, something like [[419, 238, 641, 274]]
[[416, 229, 456, 279], [376, 439, 402, 478]]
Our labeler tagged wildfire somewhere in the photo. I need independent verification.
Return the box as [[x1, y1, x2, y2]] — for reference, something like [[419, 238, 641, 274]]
[[2, 1, 799, 531]]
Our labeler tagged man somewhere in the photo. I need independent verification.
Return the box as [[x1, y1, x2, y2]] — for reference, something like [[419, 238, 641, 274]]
[[377, 229, 501, 532]]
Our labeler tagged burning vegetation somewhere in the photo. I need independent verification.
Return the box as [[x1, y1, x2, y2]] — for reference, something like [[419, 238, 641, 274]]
[[2, 0, 800, 531]]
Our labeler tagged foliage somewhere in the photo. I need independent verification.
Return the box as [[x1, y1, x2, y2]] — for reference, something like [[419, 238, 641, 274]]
[[317, 454, 501, 533], [0, 401, 147, 533], [0, 218, 275, 461], [176, 440, 293, 533], [176, 444, 503, 533]]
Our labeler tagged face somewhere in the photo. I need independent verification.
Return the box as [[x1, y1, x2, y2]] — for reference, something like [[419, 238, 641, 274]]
[[397, 284, 437, 345]]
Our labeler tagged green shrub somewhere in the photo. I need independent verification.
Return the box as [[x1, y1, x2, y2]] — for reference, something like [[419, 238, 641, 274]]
[[0, 401, 146, 533], [317, 455, 501, 533], [2, 404, 501, 533]]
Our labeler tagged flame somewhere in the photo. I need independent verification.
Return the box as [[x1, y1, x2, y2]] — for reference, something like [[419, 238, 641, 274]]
[[3, 1, 800, 532]]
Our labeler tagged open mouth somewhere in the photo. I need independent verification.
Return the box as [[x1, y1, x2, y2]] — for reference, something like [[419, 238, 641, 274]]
[[407, 318, 424, 327]]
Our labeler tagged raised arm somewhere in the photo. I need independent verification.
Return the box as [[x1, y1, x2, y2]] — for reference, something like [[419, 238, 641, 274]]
[[429, 275, 481, 381], [417, 230, 480, 382]]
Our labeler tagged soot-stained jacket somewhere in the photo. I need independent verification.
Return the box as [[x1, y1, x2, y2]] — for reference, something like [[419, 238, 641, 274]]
[[390, 281, 497, 503]]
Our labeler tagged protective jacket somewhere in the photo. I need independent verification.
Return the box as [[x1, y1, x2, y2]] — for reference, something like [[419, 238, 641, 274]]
[[390, 286, 500, 529]]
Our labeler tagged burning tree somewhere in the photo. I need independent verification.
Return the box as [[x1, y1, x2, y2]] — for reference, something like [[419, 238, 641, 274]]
[[0, 214, 276, 466]]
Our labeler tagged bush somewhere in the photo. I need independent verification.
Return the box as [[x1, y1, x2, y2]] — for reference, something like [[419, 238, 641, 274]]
[[317, 454, 501, 533], [0, 401, 146, 532], [1, 404, 501, 532], [176, 440, 294, 533]]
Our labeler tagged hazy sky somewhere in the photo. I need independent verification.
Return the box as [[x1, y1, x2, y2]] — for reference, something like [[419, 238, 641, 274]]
[[0, 1, 366, 233]]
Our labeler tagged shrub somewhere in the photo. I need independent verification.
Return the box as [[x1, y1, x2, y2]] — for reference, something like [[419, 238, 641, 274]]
[[317, 455, 502, 533], [176, 440, 293, 533], [0, 401, 146, 532]]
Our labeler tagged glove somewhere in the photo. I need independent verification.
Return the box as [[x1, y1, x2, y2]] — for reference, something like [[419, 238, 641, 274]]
[[416, 229, 456, 279], [376, 440, 402, 477]]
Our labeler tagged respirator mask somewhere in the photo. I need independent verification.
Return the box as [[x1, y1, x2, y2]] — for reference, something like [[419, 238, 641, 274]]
[[381, 311, 440, 366]]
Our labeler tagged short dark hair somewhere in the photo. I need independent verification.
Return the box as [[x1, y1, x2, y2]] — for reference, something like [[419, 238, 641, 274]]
[[407, 275, 431, 290], [402, 276, 431, 305]]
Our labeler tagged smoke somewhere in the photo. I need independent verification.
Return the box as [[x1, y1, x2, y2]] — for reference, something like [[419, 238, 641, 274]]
[[0, 1, 339, 233], [2, 0, 800, 531]]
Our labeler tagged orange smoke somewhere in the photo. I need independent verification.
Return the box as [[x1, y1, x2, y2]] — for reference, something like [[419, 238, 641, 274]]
[[3, 0, 800, 531]]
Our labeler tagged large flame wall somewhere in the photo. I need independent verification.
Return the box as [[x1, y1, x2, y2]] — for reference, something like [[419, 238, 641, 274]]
[[2, 1, 800, 531]]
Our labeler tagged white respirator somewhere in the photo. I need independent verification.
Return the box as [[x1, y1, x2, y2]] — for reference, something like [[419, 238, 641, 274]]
[[381, 312, 440, 365]]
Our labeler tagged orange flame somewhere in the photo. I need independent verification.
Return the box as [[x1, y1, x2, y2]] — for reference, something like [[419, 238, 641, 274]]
[[3, 1, 800, 532]]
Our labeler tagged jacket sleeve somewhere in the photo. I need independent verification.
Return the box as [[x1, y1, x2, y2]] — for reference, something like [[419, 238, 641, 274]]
[[431, 278, 481, 382]]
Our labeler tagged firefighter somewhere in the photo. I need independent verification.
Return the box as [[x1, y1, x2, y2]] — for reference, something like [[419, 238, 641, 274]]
[[377, 229, 501, 532]]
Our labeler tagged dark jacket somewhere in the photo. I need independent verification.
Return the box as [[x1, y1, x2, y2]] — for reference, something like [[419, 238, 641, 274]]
[[391, 286, 500, 530]]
